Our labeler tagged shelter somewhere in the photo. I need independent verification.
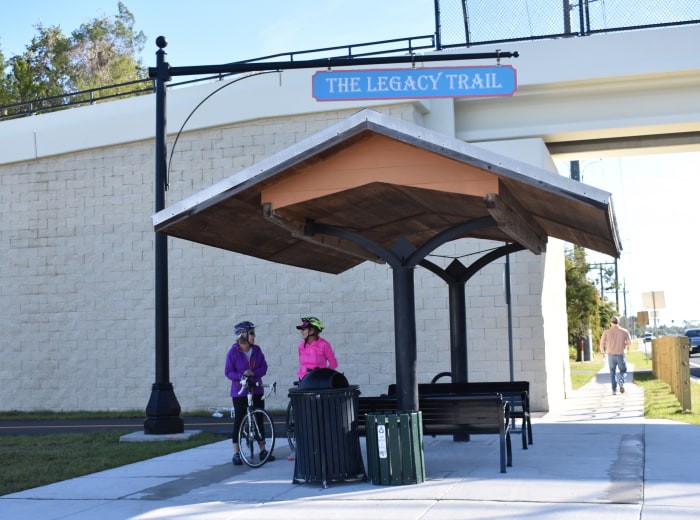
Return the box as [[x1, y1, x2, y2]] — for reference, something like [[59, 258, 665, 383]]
[[153, 109, 620, 410]]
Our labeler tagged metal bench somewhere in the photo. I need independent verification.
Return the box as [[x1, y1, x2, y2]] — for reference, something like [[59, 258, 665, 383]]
[[387, 381, 533, 449], [358, 394, 513, 473]]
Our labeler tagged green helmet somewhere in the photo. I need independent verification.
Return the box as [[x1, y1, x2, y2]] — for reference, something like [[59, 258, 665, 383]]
[[296, 316, 324, 332]]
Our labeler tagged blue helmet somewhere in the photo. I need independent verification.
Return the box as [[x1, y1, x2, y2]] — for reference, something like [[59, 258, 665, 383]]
[[234, 321, 256, 337]]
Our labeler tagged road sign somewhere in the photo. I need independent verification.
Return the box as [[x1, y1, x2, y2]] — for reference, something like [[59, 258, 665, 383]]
[[642, 291, 666, 310]]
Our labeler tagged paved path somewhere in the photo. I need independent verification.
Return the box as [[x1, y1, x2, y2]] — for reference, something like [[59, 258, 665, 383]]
[[2, 367, 699, 519]]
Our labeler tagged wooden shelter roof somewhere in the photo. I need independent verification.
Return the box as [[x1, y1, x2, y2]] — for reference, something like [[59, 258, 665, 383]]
[[153, 109, 620, 273]]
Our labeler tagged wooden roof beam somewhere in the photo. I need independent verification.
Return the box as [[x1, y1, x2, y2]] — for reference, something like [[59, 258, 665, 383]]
[[485, 186, 548, 255], [262, 203, 384, 264]]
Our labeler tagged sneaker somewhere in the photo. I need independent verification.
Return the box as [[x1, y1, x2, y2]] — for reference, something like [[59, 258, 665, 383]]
[[232, 453, 242, 466], [619, 385, 625, 394], [259, 450, 275, 462], [612, 390, 617, 395]]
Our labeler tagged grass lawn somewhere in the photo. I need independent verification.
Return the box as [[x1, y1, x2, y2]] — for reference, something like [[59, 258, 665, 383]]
[[569, 359, 604, 389], [0, 430, 225, 496]]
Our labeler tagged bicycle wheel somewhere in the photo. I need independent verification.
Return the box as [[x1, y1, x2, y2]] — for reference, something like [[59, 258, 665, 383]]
[[286, 401, 296, 452], [238, 409, 276, 468]]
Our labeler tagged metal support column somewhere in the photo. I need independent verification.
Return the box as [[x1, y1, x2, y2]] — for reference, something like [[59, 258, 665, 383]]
[[393, 265, 418, 412]]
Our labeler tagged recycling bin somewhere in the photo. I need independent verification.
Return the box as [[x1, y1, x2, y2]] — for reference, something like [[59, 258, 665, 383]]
[[365, 410, 425, 485], [289, 369, 366, 488]]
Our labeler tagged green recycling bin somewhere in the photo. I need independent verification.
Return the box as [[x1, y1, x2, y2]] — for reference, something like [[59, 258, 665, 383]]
[[365, 410, 425, 485]]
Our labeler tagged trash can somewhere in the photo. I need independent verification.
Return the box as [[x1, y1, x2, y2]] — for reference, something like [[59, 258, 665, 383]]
[[365, 410, 425, 485], [298, 367, 349, 390], [289, 369, 366, 488]]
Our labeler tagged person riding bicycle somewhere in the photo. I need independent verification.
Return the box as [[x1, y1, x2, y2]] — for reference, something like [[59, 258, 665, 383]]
[[296, 316, 338, 380], [225, 320, 274, 465]]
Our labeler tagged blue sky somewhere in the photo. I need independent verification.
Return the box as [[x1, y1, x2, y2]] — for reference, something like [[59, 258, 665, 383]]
[[3, 1, 699, 327], [0, 1, 434, 67]]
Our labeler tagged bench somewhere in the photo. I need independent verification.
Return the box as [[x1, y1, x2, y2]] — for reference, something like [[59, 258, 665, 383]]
[[387, 381, 532, 449], [358, 395, 513, 473]]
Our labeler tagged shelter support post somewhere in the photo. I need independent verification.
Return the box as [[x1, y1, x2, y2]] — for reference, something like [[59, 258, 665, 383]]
[[448, 278, 468, 383], [420, 243, 525, 389], [393, 265, 419, 412]]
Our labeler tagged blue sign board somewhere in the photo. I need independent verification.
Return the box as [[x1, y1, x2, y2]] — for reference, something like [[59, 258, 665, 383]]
[[313, 66, 516, 101]]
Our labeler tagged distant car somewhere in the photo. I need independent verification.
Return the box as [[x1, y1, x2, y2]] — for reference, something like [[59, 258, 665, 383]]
[[643, 333, 654, 343], [684, 329, 700, 354]]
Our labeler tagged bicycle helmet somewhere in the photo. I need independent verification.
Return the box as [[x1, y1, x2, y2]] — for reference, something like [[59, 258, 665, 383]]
[[234, 321, 256, 337], [296, 316, 324, 332]]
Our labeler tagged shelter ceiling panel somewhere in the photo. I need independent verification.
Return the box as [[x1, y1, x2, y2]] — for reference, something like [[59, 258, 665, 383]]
[[537, 216, 618, 258], [160, 196, 363, 274], [275, 182, 504, 249], [498, 177, 618, 256]]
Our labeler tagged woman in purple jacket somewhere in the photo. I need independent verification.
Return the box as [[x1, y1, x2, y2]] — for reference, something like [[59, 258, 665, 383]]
[[225, 320, 273, 465]]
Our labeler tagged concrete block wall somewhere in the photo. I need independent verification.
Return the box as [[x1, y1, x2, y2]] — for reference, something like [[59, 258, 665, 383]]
[[0, 98, 564, 414]]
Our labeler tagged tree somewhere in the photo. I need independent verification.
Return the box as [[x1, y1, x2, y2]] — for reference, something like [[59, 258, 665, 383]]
[[4, 25, 72, 109], [68, 2, 146, 91], [565, 247, 600, 350], [0, 2, 147, 116], [0, 48, 10, 108]]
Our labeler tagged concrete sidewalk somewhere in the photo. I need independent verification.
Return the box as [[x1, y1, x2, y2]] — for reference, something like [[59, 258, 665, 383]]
[[2, 368, 699, 520]]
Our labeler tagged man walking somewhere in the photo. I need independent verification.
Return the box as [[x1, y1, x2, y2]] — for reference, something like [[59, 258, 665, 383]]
[[599, 316, 632, 395]]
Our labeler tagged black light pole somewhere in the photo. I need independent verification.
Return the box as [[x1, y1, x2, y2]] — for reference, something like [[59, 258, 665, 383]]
[[144, 36, 184, 435]]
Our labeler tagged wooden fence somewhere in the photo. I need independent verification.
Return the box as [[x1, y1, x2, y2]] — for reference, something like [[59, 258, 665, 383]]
[[651, 336, 692, 412]]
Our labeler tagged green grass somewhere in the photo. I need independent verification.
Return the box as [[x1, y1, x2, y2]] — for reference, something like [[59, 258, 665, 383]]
[[0, 431, 225, 496], [633, 373, 700, 424], [0, 409, 215, 421], [569, 359, 604, 389]]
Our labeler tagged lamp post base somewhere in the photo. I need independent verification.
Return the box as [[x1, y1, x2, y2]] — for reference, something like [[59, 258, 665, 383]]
[[144, 382, 184, 434]]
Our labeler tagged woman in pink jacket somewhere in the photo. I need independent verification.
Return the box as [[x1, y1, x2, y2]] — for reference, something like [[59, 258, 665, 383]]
[[296, 316, 338, 380]]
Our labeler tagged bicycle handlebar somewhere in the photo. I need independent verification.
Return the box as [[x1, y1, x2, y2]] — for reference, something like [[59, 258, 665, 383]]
[[238, 376, 276, 396]]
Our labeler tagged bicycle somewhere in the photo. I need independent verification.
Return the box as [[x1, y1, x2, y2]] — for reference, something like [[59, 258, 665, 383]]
[[286, 388, 297, 452], [237, 376, 276, 468]]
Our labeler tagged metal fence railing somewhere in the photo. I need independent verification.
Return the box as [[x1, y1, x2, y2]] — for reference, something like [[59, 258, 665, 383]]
[[435, 0, 700, 48], [0, 78, 156, 121]]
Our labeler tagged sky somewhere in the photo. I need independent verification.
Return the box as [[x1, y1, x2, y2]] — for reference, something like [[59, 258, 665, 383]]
[[554, 153, 700, 329], [0, 1, 435, 67], [2, 1, 699, 327]]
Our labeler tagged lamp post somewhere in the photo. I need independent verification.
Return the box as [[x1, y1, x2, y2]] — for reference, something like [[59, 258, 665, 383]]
[[144, 36, 184, 435]]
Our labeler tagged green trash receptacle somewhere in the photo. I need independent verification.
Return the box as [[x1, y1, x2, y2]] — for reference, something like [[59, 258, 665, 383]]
[[365, 410, 425, 485]]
